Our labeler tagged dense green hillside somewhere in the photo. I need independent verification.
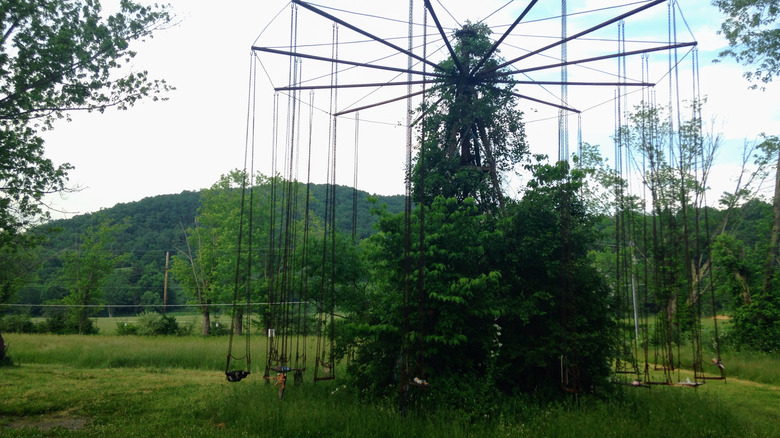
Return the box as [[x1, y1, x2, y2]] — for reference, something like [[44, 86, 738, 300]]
[[12, 185, 404, 314]]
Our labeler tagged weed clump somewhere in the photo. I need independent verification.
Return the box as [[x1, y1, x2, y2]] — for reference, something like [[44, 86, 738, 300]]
[[117, 311, 193, 336]]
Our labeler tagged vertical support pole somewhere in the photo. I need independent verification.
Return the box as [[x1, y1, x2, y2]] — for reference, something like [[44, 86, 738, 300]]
[[558, 0, 568, 163]]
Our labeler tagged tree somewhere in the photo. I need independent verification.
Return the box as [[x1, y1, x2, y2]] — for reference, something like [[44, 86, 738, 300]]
[[0, 235, 40, 311], [0, 0, 173, 249], [60, 217, 129, 334], [172, 171, 275, 335], [713, 0, 780, 347], [713, 0, 780, 89], [494, 161, 612, 392], [342, 23, 614, 407], [413, 22, 527, 213]]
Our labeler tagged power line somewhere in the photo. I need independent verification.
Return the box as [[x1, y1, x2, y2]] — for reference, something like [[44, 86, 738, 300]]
[[1, 301, 312, 309]]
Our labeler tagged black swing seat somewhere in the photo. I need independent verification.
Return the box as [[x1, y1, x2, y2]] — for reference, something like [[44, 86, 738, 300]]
[[226, 370, 250, 382], [314, 375, 335, 382]]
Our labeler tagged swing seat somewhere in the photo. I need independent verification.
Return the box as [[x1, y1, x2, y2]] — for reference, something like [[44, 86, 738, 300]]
[[314, 375, 335, 382], [674, 377, 704, 387], [410, 377, 430, 387], [270, 365, 293, 373], [226, 370, 250, 382]]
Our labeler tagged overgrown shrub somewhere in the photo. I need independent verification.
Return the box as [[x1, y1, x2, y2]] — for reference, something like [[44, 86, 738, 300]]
[[177, 318, 195, 336], [0, 314, 35, 333], [116, 321, 139, 335], [135, 311, 179, 336], [732, 290, 780, 353], [37, 310, 98, 334], [210, 320, 229, 336]]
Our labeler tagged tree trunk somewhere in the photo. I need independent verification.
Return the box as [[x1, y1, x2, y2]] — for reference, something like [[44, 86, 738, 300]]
[[235, 308, 244, 336], [201, 309, 210, 336], [763, 150, 780, 295]]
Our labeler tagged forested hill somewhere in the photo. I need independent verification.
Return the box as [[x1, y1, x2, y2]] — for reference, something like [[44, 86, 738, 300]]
[[40, 184, 404, 253], [15, 185, 404, 311]]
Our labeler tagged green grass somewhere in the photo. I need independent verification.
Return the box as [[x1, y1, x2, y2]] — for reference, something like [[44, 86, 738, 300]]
[[2, 332, 779, 437]]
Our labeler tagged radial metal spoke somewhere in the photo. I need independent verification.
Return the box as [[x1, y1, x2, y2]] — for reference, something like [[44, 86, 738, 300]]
[[334, 89, 430, 117], [471, 0, 538, 75], [423, 0, 464, 74], [252, 46, 442, 78], [292, 0, 445, 73], [501, 80, 654, 87], [276, 80, 438, 92], [512, 92, 580, 113], [496, 42, 697, 78], [481, 0, 666, 76]]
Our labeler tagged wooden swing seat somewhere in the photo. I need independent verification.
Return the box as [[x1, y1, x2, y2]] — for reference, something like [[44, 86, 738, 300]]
[[314, 375, 335, 382], [673, 379, 705, 387]]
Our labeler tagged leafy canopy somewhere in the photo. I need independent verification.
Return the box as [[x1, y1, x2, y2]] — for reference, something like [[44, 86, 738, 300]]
[[414, 22, 527, 212], [0, 0, 173, 247], [714, 0, 780, 88]]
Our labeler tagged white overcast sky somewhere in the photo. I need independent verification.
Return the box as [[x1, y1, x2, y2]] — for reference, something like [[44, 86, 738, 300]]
[[40, 0, 780, 219]]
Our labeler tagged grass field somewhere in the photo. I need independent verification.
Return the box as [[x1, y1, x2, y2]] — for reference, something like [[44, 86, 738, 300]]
[[2, 328, 779, 437]]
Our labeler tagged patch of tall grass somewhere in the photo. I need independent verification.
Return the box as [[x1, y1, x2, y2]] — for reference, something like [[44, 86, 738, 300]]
[[6, 334, 252, 371], [720, 348, 780, 386]]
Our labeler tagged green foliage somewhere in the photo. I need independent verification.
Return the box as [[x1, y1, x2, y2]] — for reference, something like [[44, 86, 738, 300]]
[[0, 314, 36, 334], [16, 190, 202, 314], [14, 184, 399, 317], [346, 24, 610, 403], [37, 307, 98, 334], [115, 320, 139, 336], [413, 22, 527, 211], [59, 218, 129, 334], [713, 0, 780, 88], [0, 232, 43, 307], [711, 200, 780, 352], [494, 161, 613, 392], [0, 0, 173, 246], [348, 162, 612, 401], [116, 312, 194, 336], [134, 311, 180, 336], [732, 289, 780, 352]]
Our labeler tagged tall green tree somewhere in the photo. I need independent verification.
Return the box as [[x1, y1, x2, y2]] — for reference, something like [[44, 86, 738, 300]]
[[714, 0, 780, 89], [0, 0, 172, 252], [714, 0, 780, 350], [172, 171, 279, 335], [346, 24, 612, 406], [60, 218, 128, 334], [413, 22, 527, 213]]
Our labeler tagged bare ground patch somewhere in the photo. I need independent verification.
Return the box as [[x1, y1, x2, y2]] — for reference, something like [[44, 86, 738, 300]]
[[4, 413, 87, 431]]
